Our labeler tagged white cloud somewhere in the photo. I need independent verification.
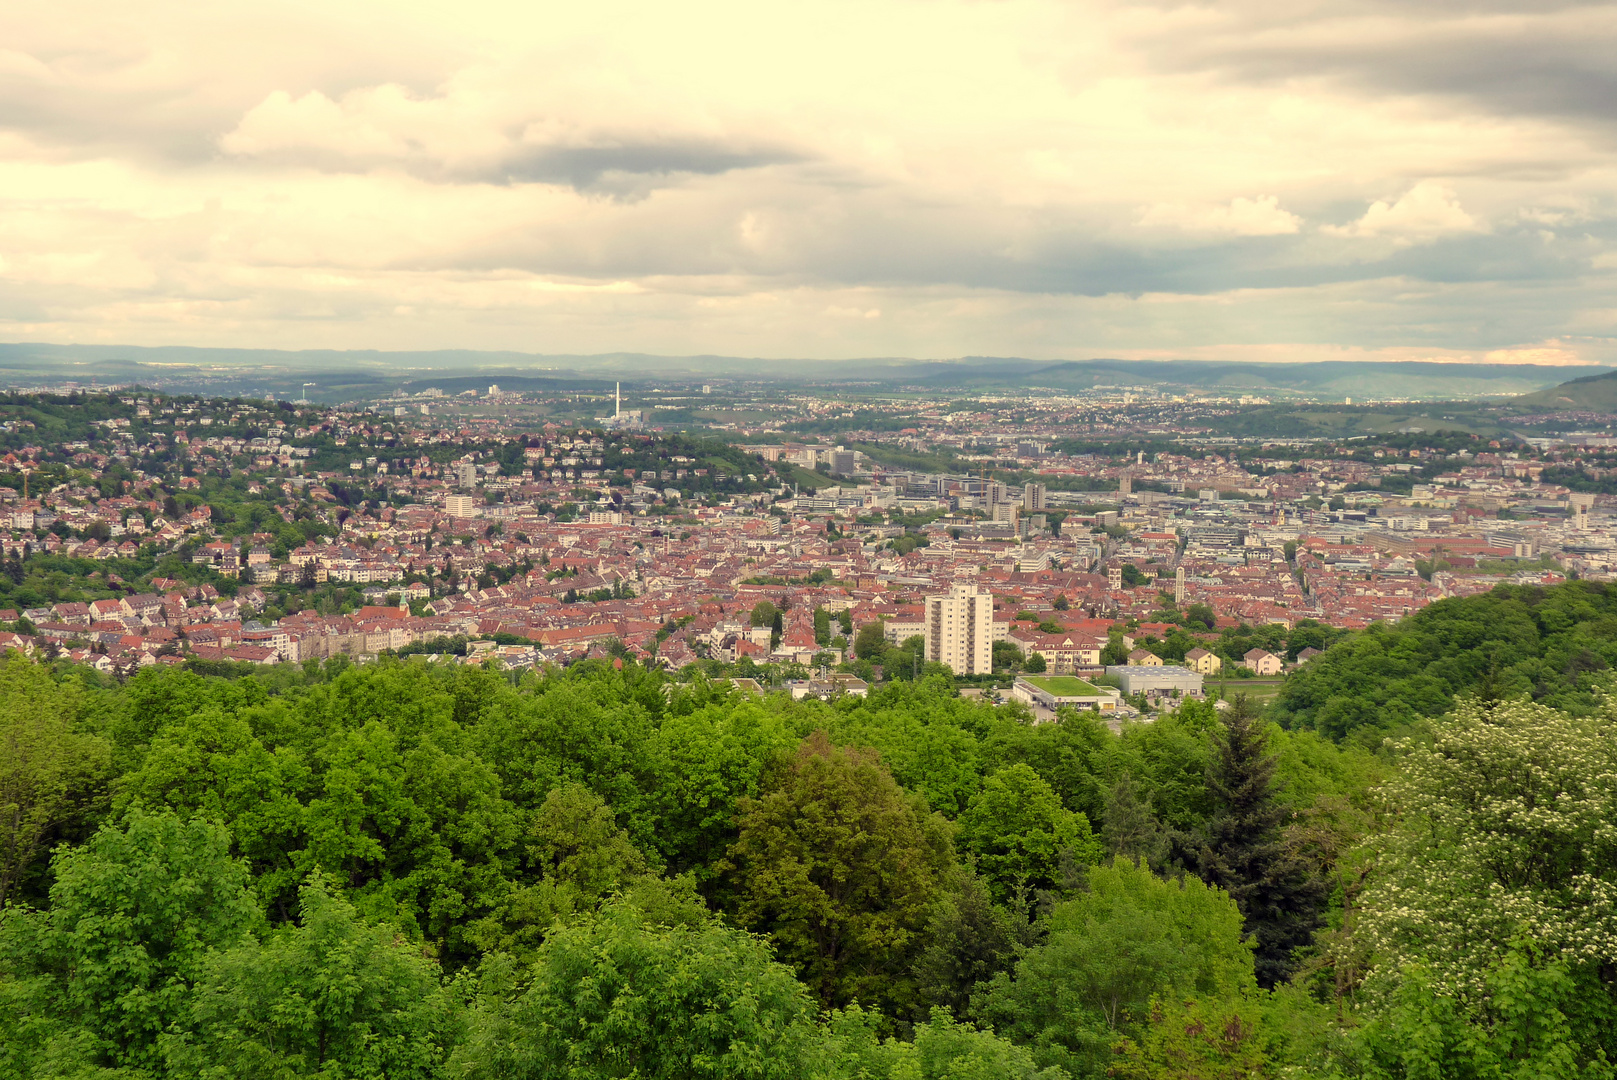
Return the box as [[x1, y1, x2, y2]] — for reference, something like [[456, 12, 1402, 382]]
[[1137, 195, 1301, 236], [0, 0, 1612, 358], [1324, 180, 1482, 242]]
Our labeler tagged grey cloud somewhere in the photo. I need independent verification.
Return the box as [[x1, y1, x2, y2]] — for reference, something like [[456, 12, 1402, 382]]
[[495, 142, 805, 193], [431, 176, 1607, 303], [1137, 2, 1617, 136]]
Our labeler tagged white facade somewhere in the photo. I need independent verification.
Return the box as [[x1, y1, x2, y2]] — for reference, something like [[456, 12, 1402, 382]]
[[925, 581, 993, 675]]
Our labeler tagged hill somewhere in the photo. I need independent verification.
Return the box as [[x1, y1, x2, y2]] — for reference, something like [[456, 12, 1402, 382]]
[[0, 342, 1598, 402], [1511, 368, 1617, 412], [1272, 580, 1617, 743]]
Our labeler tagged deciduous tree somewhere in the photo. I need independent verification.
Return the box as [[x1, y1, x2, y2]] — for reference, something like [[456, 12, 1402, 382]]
[[727, 732, 950, 1010]]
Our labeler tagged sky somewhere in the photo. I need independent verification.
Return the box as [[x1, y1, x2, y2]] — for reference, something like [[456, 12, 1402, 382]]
[[2, 0, 1616, 366]]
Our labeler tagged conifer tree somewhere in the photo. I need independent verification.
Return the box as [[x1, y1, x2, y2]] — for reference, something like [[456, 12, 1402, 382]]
[[1183, 695, 1325, 987]]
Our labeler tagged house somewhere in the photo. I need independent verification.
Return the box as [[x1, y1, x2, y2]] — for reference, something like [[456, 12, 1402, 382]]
[[1243, 648, 1282, 676], [1006, 629, 1103, 673], [1126, 648, 1163, 667], [1295, 646, 1322, 665], [1184, 647, 1222, 675]]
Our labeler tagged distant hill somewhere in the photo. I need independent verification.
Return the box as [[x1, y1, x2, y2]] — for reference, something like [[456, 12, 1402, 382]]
[[980, 359, 1600, 399], [1511, 369, 1617, 412], [0, 342, 1599, 402]]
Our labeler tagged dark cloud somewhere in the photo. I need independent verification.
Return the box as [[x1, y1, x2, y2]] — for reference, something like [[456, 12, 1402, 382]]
[[496, 142, 805, 192], [1140, 2, 1617, 136]]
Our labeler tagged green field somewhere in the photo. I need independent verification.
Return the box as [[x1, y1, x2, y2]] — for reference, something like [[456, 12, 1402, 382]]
[[1214, 677, 1284, 703], [1022, 674, 1103, 697]]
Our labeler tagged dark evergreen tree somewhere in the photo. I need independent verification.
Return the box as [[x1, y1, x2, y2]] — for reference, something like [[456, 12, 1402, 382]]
[[1181, 695, 1325, 987], [1100, 772, 1168, 870], [909, 868, 1037, 1021]]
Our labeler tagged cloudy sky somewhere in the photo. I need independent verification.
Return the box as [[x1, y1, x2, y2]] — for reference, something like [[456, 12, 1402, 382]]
[[3, 0, 1616, 365]]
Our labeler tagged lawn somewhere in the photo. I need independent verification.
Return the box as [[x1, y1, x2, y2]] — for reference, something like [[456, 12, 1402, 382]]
[[1214, 677, 1285, 703], [1022, 674, 1103, 697]]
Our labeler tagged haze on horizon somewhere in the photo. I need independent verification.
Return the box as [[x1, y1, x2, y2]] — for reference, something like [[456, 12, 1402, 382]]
[[2, 0, 1615, 368]]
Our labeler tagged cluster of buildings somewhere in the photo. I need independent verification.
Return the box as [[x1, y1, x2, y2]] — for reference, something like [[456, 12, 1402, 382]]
[[1, 388, 1613, 697]]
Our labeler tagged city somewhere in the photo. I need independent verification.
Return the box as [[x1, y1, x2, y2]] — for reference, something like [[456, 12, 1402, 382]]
[[0, 383, 1605, 719]]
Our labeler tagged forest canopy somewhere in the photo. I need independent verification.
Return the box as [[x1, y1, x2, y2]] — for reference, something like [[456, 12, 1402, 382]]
[[0, 597, 1614, 1079]]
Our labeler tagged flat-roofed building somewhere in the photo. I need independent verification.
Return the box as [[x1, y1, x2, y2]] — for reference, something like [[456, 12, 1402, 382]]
[[925, 580, 993, 675]]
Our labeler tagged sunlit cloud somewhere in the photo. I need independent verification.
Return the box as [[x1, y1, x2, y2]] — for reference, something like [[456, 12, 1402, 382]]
[[0, 0, 1612, 361], [1138, 196, 1302, 237], [1323, 181, 1483, 244]]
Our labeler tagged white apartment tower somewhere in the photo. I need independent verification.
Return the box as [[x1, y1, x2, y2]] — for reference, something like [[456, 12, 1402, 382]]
[[926, 581, 994, 675]]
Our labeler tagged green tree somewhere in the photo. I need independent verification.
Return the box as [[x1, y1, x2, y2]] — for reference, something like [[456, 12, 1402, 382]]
[[0, 809, 261, 1076], [726, 732, 950, 1010], [978, 857, 1254, 1075], [1351, 696, 1617, 1069], [751, 600, 779, 628], [854, 620, 887, 661], [455, 901, 821, 1080], [1100, 772, 1167, 869], [814, 606, 832, 646], [1357, 941, 1617, 1080], [529, 781, 649, 898], [473, 782, 650, 959], [992, 640, 1025, 672], [1024, 652, 1047, 673], [1184, 603, 1216, 631], [0, 659, 110, 907], [1110, 995, 1270, 1080], [1181, 696, 1324, 987], [958, 764, 1100, 902], [911, 868, 1036, 1020], [644, 701, 797, 878], [825, 1005, 1069, 1080], [164, 875, 452, 1079]]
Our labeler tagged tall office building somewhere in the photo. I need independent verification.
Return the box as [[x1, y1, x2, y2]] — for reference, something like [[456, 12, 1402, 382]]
[[452, 461, 479, 489], [445, 494, 480, 518], [926, 581, 993, 675], [1571, 493, 1595, 531], [1023, 482, 1047, 510]]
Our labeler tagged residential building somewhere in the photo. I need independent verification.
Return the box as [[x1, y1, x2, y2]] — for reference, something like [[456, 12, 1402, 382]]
[[1243, 648, 1282, 675], [925, 580, 993, 675]]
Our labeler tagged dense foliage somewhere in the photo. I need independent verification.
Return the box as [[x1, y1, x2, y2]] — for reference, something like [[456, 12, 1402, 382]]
[[1, 611, 1615, 1076], [1273, 581, 1617, 742]]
